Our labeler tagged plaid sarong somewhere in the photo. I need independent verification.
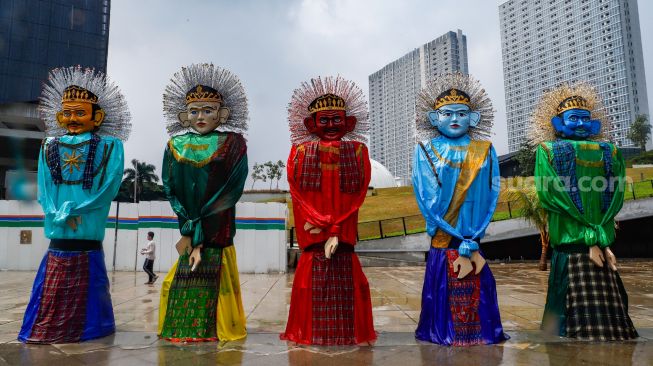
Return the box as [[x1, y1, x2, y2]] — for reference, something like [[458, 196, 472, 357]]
[[299, 141, 321, 191], [160, 247, 222, 341], [552, 140, 583, 213], [45, 134, 100, 190], [311, 250, 355, 345], [566, 253, 638, 340], [339, 141, 363, 193], [598, 142, 614, 213], [446, 250, 483, 346], [82, 134, 101, 190], [46, 138, 63, 185], [299, 141, 363, 193], [29, 252, 89, 343]]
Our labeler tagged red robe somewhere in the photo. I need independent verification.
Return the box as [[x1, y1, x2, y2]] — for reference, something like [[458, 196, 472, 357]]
[[281, 140, 376, 345]]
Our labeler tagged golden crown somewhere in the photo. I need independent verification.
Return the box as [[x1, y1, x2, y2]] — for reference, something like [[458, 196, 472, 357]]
[[185, 85, 223, 105], [557, 95, 591, 115], [308, 93, 346, 114], [62, 85, 98, 104], [433, 88, 471, 110]]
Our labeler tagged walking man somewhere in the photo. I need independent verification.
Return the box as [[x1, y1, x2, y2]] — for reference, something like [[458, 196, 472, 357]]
[[141, 231, 158, 285]]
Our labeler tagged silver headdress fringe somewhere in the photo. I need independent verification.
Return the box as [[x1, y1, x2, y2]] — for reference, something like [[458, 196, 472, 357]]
[[40, 66, 132, 140], [529, 81, 609, 146], [416, 73, 494, 142], [288, 76, 369, 145], [163, 63, 248, 136]]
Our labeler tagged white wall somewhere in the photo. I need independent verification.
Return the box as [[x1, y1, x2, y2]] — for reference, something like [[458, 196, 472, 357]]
[[0, 200, 288, 273]]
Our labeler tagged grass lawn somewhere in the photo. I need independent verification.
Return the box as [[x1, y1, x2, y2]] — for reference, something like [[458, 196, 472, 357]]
[[284, 168, 653, 241]]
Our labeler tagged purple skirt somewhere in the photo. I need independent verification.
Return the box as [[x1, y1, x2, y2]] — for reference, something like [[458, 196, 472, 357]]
[[415, 247, 508, 346]]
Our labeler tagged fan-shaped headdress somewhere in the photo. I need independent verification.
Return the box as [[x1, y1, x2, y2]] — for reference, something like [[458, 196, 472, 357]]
[[416, 73, 494, 141], [288, 76, 369, 145], [529, 81, 608, 145], [163, 63, 248, 136], [40, 66, 131, 140]]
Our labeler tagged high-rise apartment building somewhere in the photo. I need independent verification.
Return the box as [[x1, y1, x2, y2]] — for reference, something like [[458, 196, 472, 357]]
[[0, 0, 111, 197], [499, 0, 649, 152], [369, 30, 468, 185]]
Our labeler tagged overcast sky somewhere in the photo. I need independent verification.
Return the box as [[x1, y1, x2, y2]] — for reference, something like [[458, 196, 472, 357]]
[[107, 0, 653, 188]]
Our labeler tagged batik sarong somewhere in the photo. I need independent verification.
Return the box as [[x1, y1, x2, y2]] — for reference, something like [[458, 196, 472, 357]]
[[158, 245, 246, 342], [416, 246, 507, 346]]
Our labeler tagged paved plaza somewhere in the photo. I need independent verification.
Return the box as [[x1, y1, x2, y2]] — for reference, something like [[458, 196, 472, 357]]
[[0, 261, 652, 365]]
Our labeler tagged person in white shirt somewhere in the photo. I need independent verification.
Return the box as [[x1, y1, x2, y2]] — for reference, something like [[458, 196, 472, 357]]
[[140, 232, 158, 284]]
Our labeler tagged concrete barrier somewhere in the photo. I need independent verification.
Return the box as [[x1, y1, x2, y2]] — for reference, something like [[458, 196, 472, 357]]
[[0, 200, 288, 273]]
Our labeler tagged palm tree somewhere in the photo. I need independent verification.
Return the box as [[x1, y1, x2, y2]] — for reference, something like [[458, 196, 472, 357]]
[[506, 186, 549, 271], [122, 159, 159, 203]]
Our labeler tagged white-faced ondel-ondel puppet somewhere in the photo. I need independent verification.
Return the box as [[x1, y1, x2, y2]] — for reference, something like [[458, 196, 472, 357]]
[[19, 66, 130, 344], [158, 63, 248, 342], [412, 73, 508, 346], [532, 82, 637, 340]]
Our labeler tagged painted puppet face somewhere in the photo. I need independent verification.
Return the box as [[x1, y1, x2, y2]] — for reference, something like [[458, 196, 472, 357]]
[[56, 101, 104, 134], [303, 110, 356, 141], [180, 101, 230, 135], [427, 103, 480, 139], [551, 108, 600, 140]]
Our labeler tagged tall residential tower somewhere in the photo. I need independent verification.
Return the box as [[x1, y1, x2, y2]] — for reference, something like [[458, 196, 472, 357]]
[[369, 30, 468, 185], [499, 0, 649, 152]]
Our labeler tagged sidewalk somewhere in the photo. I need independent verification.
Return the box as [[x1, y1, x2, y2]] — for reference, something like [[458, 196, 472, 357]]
[[1, 261, 652, 365]]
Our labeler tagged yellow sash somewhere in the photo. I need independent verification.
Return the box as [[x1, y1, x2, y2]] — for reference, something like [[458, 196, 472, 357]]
[[431, 140, 492, 248]]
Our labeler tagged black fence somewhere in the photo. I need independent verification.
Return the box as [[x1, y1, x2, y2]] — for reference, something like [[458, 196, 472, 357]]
[[287, 179, 653, 246]]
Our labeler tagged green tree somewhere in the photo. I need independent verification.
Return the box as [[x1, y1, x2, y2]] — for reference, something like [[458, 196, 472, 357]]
[[627, 114, 651, 151], [273, 160, 285, 190], [122, 159, 160, 202], [250, 163, 266, 190], [515, 142, 536, 177], [264, 161, 276, 190], [507, 186, 549, 271], [263, 160, 286, 191]]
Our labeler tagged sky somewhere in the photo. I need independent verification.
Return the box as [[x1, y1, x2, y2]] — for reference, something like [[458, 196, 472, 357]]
[[107, 0, 653, 189]]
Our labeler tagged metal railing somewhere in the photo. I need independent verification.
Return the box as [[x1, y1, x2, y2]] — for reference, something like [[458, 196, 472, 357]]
[[288, 179, 653, 246]]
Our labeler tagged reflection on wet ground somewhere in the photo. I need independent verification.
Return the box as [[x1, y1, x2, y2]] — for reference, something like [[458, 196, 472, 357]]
[[0, 260, 651, 365]]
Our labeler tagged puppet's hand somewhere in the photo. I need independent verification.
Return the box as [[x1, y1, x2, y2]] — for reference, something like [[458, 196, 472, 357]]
[[470, 251, 487, 275], [175, 236, 192, 256], [325, 236, 339, 259], [304, 222, 322, 234], [453, 256, 474, 279], [589, 245, 605, 268], [66, 216, 81, 231], [604, 247, 618, 271], [189, 245, 203, 271]]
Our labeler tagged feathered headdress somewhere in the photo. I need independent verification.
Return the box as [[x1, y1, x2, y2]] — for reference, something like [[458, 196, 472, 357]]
[[288, 76, 369, 145], [163, 63, 248, 136], [416, 73, 494, 141], [529, 81, 608, 145], [40, 66, 131, 140]]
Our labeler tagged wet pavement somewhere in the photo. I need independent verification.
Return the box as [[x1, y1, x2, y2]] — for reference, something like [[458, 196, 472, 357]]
[[0, 260, 652, 365]]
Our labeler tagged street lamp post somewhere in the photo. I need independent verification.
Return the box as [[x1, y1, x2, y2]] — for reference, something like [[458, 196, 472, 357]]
[[133, 159, 138, 203], [133, 159, 139, 272]]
